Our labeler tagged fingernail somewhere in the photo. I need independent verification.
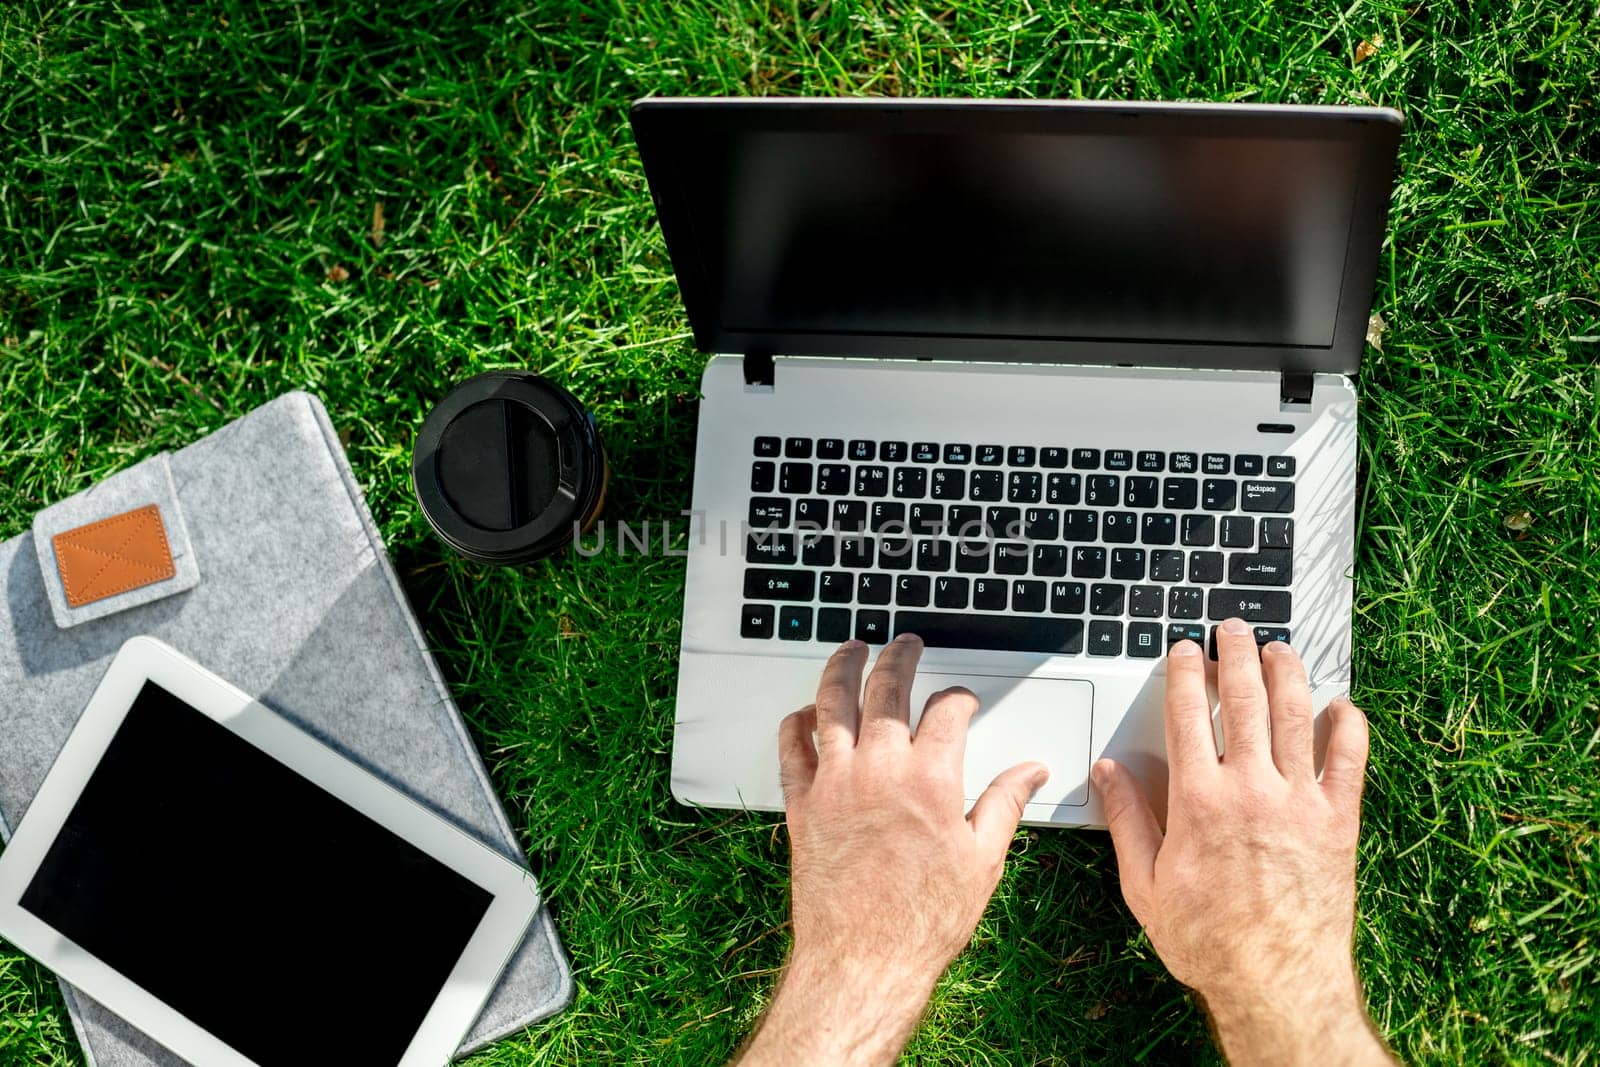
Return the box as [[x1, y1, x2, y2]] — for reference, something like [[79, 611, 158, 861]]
[[894, 632, 920, 644], [1169, 640, 1200, 657], [1221, 617, 1249, 635], [841, 639, 864, 650], [1263, 639, 1290, 655], [1090, 759, 1112, 787]]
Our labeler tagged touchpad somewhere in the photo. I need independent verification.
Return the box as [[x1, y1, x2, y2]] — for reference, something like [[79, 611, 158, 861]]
[[908, 673, 1094, 808]]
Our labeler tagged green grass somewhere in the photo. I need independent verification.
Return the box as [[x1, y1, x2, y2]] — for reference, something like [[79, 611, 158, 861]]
[[2, 0, 1597, 1063]]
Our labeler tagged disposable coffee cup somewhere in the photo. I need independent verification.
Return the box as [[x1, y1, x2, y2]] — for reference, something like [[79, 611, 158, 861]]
[[412, 371, 607, 565]]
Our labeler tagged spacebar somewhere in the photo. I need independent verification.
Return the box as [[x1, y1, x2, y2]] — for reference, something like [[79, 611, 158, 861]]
[[893, 612, 1085, 654]]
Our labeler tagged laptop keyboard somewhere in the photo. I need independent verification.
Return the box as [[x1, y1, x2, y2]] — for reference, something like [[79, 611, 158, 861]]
[[740, 435, 1296, 660]]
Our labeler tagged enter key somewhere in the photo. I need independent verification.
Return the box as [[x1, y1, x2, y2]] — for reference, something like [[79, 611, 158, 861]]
[[1228, 549, 1293, 586]]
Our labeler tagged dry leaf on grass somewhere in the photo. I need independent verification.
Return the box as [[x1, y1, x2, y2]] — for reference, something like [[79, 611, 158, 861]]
[[326, 264, 350, 283], [371, 201, 385, 247], [1355, 35, 1382, 63], [1503, 510, 1535, 533], [1366, 313, 1387, 352]]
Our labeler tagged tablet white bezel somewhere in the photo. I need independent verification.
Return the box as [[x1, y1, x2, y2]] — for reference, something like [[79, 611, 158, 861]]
[[0, 635, 542, 1067]]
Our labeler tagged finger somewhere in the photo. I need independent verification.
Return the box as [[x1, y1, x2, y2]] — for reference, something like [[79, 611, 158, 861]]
[[1320, 696, 1370, 813], [778, 706, 819, 807], [912, 686, 980, 775], [857, 632, 922, 747], [1214, 618, 1272, 767], [1164, 639, 1219, 781], [1091, 759, 1162, 924], [813, 640, 867, 755], [1261, 641, 1315, 781], [968, 761, 1049, 864]]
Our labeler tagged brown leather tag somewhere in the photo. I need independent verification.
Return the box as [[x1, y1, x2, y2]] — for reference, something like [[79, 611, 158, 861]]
[[52, 504, 177, 608]]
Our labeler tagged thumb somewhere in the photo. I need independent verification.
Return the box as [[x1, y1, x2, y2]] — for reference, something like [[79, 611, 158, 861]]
[[1091, 759, 1162, 923], [968, 761, 1049, 863]]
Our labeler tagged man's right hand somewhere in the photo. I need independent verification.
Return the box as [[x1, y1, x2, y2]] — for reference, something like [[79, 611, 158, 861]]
[[1091, 617, 1396, 1066]]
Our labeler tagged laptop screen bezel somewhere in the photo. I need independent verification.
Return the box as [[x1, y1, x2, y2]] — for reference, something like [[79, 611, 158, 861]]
[[630, 97, 1401, 377]]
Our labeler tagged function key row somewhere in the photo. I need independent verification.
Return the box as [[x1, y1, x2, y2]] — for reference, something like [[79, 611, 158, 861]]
[[754, 436, 1295, 476]]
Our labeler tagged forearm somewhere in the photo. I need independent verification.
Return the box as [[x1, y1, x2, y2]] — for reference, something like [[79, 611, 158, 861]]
[[1201, 968, 1396, 1067], [734, 952, 936, 1067]]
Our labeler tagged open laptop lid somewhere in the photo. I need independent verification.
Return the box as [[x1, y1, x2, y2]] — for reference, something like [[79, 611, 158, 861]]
[[630, 98, 1401, 388]]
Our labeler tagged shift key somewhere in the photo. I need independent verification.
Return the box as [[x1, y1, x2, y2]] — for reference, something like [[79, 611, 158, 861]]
[[744, 569, 816, 601], [1207, 588, 1291, 622], [1228, 550, 1293, 586]]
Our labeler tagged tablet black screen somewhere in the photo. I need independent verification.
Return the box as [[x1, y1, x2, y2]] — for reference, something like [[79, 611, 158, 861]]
[[20, 681, 494, 1065]]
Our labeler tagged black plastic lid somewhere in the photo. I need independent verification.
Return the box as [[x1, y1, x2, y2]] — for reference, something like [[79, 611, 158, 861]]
[[412, 372, 605, 565]]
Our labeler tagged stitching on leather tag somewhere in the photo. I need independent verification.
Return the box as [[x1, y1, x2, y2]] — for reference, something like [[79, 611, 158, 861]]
[[51, 503, 177, 608]]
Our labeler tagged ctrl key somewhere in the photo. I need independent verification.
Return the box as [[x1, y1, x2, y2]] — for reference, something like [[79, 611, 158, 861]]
[[740, 604, 775, 639]]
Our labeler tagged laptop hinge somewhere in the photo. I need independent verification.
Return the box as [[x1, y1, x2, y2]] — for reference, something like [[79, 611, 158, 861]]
[[1279, 370, 1314, 407], [744, 349, 775, 389]]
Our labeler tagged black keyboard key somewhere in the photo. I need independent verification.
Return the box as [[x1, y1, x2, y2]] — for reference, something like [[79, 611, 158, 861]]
[[817, 438, 845, 460], [931, 468, 966, 500], [1241, 480, 1296, 513], [785, 437, 813, 459], [1235, 454, 1263, 476], [857, 572, 892, 605], [1051, 581, 1086, 614], [817, 607, 851, 642], [870, 501, 906, 533], [1150, 550, 1185, 582], [1091, 583, 1126, 615], [1008, 471, 1043, 503], [1163, 477, 1199, 509], [819, 571, 852, 603], [1188, 551, 1224, 584], [986, 506, 1022, 539], [1141, 513, 1177, 545], [995, 542, 1030, 575], [1087, 620, 1123, 656], [943, 443, 972, 464], [1129, 585, 1164, 618], [1009, 445, 1036, 467], [1046, 473, 1082, 505], [1255, 626, 1292, 647], [1024, 507, 1059, 540], [817, 464, 851, 495], [754, 436, 781, 457], [1072, 448, 1101, 470], [1229, 549, 1293, 586], [976, 444, 1005, 466], [1061, 509, 1098, 542], [856, 610, 891, 643], [795, 497, 828, 531], [747, 532, 797, 565], [1207, 589, 1292, 623], [1167, 622, 1206, 649], [751, 461, 776, 493], [970, 470, 1004, 501], [833, 500, 867, 532], [1181, 514, 1215, 546], [896, 575, 931, 607], [911, 442, 940, 463], [855, 465, 890, 497], [955, 542, 990, 574], [1268, 455, 1296, 477], [916, 539, 953, 572], [1012, 579, 1047, 613], [1125, 476, 1160, 508], [1169, 586, 1204, 620], [881, 441, 908, 462], [1071, 546, 1107, 578], [1085, 475, 1119, 506], [780, 463, 812, 495], [933, 576, 970, 609], [801, 533, 836, 567], [840, 536, 875, 568], [1032, 544, 1068, 577], [778, 606, 812, 640], [741, 604, 774, 638], [1128, 621, 1162, 657], [879, 537, 913, 570], [909, 503, 945, 536], [1102, 510, 1138, 544], [972, 578, 1008, 611], [1202, 453, 1230, 475], [848, 439, 876, 462], [1110, 548, 1146, 580], [1261, 517, 1294, 549], [1220, 515, 1255, 549], [1106, 449, 1133, 471], [1040, 447, 1070, 469], [948, 505, 983, 539], [1169, 451, 1198, 474], [894, 611, 1083, 654], [1202, 478, 1237, 511], [1137, 450, 1165, 472], [749, 497, 790, 528], [744, 569, 814, 601]]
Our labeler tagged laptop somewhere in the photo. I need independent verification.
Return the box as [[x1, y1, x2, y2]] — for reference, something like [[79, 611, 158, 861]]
[[631, 98, 1402, 827]]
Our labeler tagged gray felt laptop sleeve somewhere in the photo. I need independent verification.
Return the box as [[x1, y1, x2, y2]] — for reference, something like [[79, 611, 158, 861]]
[[0, 391, 573, 1065]]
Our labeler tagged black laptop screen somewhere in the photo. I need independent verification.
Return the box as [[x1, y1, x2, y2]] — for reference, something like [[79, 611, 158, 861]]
[[664, 125, 1363, 350]]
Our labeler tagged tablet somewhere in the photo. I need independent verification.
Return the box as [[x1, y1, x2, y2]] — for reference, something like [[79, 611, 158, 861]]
[[0, 636, 542, 1066]]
